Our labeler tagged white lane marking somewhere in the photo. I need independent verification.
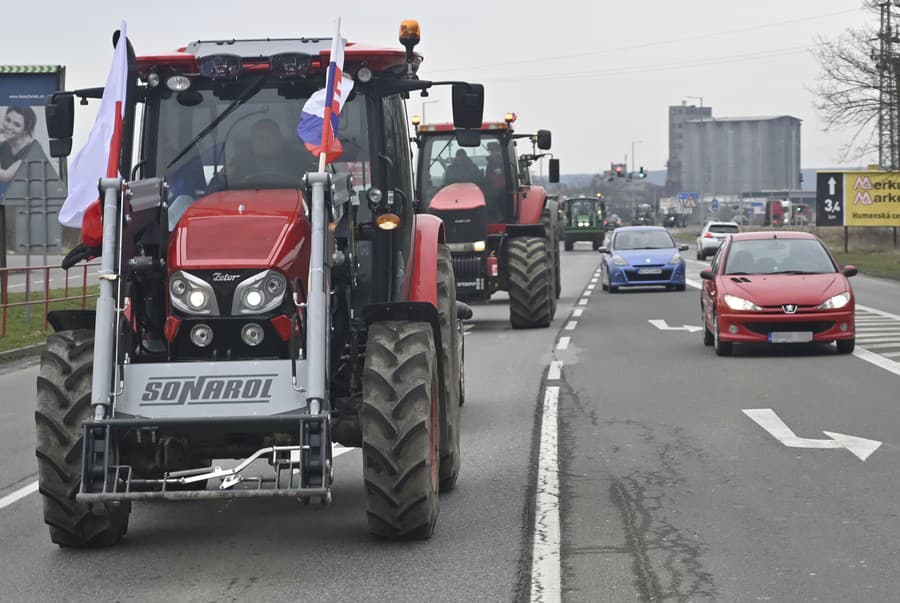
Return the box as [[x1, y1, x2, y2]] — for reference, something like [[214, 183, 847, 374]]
[[578, 298, 589, 306], [742, 408, 881, 461], [333, 445, 354, 458], [686, 277, 702, 289], [0, 481, 38, 511], [648, 319, 703, 333], [853, 349, 900, 375], [565, 321, 577, 331], [586, 285, 595, 291], [857, 304, 900, 321], [548, 361, 563, 381], [859, 342, 900, 350], [856, 335, 900, 343], [556, 337, 570, 350], [573, 308, 584, 318], [882, 351, 900, 358], [531, 386, 561, 603]]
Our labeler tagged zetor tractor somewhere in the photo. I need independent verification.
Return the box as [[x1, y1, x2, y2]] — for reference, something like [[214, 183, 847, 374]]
[[415, 114, 561, 329], [36, 23, 484, 546]]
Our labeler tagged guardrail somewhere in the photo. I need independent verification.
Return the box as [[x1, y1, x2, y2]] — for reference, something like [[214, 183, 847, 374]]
[[0, 261, 100, 337]]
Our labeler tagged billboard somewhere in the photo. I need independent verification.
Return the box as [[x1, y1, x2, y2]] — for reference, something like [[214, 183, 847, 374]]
[[0, 66, 66, 205], [817, 170, 900, 227]]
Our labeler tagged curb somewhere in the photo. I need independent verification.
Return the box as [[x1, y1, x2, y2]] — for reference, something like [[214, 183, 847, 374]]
[[0, 343, 45, 363]]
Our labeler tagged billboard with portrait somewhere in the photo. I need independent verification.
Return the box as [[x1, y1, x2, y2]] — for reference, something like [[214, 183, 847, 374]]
[[0, 66, 66, 205]]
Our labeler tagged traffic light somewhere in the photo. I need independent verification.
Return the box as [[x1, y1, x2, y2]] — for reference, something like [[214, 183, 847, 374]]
[[639, 166, 646, 179], [615, 164, 624, 177]]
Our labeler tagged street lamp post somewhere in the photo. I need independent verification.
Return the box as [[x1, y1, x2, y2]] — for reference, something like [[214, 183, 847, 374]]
[[631, 140, 643, 178]]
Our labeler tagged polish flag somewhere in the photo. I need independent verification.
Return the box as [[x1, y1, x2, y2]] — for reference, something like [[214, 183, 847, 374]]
[[296, 18, 354, 168], [58, 20, 129, 241]]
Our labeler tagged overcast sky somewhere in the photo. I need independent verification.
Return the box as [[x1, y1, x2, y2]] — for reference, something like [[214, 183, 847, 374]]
[[2, 0, 873, 174]]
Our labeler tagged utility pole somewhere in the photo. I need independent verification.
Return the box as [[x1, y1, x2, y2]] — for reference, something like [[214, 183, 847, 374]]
[[876, 2, 899, 168]]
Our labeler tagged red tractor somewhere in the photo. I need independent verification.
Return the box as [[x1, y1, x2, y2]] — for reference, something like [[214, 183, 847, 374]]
[[36, 22, 484, 546], [415, 114, 561, 328]]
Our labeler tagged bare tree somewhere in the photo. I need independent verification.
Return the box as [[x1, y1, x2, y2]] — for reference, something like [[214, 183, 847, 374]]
[[811, 2, 893, 165]]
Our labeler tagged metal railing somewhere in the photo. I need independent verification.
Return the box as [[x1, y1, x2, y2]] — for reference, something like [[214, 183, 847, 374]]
[[0, 261, 100, 336]]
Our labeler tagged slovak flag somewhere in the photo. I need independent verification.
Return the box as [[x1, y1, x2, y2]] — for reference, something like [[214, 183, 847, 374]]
[[296, 18, 354, 167], [58, 20, 129, 241]]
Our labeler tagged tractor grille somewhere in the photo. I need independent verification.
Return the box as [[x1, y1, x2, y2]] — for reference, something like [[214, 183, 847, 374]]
[[430, 206, 488, 244], [744, 321, 835, 335], [452, 255, 485, 288]]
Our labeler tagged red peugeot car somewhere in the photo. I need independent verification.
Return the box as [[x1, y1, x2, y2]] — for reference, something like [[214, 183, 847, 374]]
[[700, 231, 857, 356]]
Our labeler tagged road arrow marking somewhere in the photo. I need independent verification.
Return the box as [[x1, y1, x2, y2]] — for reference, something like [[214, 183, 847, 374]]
[[742, 408, 881, 461], [828, 176, 837, 195], [648, 319, 703, 333]]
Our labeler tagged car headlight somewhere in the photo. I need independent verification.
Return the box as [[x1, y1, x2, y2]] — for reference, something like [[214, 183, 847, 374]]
[[611, 255, 629, 266], [818, 291, 851, 310], [669, 252, 683, 264], [232, 269, 288, 315], [723, 294, 761, 311], [169, 271, 219, 315]]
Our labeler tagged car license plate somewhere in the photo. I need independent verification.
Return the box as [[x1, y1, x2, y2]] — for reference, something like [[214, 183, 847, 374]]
[[768, 331, 813, 343], [637, 268, 662, 275]]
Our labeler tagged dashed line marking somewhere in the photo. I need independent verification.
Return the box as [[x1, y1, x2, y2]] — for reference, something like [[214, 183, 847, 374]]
[[0, 481, 38, 511], [548, 361, 563, 381], [578, 298, 589, 305], [573, 308, 584, 318], [531, 385, 561, 603], [557, 337, 570, 350], [565, 321, 577, 331]]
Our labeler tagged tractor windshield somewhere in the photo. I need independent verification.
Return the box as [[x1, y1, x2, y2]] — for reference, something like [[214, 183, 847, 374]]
[[153, 80, 370, 214], [567, 199, 596, 218], [418, 133, 507, 210]]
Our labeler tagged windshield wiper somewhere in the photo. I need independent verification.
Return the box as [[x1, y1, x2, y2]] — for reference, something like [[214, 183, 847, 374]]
[[166, 76, 266, 169], [770, 270, 819, 275]]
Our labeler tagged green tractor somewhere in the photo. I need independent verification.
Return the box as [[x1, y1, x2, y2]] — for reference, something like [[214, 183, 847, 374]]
[[563, 196, 606, 251]]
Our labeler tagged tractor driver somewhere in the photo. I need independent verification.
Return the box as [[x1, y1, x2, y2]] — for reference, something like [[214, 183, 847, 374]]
[[227, 118, 305, 187], [443, 148, 482, 186]]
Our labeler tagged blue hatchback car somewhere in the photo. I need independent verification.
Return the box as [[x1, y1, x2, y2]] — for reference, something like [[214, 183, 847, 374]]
[[598, 226, 688, 292]]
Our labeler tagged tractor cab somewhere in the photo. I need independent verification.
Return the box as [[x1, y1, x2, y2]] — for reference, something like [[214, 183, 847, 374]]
[[562, 196, 606, 251]]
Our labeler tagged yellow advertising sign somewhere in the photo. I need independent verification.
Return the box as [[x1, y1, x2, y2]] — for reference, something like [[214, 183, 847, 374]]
[[843, 171, 900, 226]]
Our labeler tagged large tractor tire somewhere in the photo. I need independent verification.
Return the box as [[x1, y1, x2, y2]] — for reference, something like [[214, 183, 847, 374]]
[[362, 321, 441, 540], [35, 330, 130, 547], [542, 211, 562, 301], [436, 245, 462, 492], [508, 236, 554, 329]]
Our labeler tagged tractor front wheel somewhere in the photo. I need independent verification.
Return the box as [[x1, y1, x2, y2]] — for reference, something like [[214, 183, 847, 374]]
[[35, 329, 130, 547], [362, 321, 441, 540], [508, 237, 554, 329]]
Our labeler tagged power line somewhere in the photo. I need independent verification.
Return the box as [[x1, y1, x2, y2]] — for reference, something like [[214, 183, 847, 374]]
[[482, 46, 810, 83], [432, 8, 860, 74]]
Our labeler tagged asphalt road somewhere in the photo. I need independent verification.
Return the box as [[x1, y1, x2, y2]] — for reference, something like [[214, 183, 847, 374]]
[[0, 249, 599, 602], [2, 243, 900, 602]]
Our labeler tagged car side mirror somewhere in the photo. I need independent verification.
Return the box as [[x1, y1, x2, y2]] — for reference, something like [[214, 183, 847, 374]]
[[843, 265, 858, 277], [699, 270, 715, 280], [678, 244, 689, 251], [597, 246, 609, 254]]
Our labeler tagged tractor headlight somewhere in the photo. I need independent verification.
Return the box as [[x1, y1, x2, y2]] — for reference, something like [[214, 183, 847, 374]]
[[232, 270, 287, 315], [818, 291, 851, 310], [169, 271, 219, 315]]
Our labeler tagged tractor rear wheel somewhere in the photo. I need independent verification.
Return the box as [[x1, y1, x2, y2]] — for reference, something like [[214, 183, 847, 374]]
[[362, 321, 441, 540], [436, 245, 461, 492], [508, 237, 553, 329], [35, 329, 130, 547]]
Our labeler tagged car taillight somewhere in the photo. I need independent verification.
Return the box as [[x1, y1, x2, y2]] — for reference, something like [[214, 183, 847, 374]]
[[704, 232, 714, 238]]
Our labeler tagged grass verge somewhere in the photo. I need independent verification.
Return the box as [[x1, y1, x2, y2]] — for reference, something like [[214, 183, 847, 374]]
[[0, 286, 98, 353]]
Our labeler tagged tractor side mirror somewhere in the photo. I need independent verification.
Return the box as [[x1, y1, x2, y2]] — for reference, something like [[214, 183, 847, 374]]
[[45, 92, 75, 157], [536, 129, 552, 150], [548, 158, 560, 183], [451, 82, 484, 130]]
